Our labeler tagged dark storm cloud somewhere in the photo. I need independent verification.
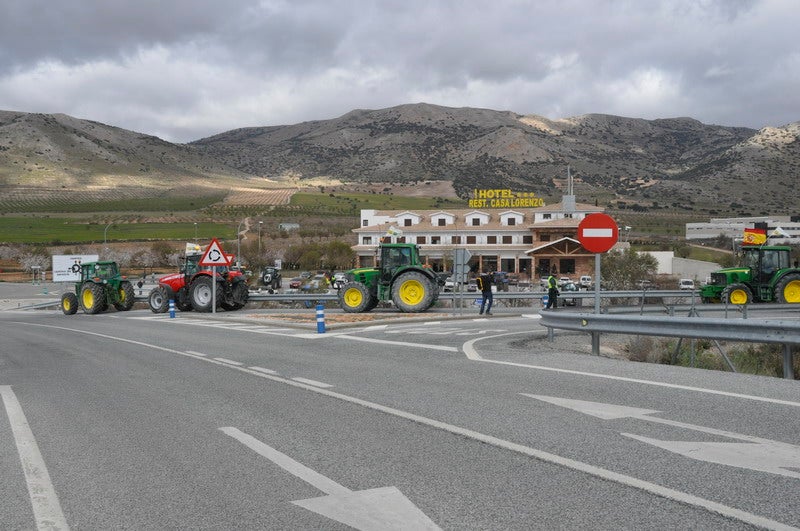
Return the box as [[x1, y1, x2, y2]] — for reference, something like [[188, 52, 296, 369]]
[[0, 0, 796, 142]]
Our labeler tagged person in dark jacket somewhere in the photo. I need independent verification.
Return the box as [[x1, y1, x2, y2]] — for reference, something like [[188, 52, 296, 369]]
[[478, 270, 494, 315]]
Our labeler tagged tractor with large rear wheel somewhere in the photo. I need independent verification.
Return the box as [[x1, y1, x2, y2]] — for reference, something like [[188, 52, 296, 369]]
[[148, 243, 249, 313], [61, 260, 135, 315], [701, 245, 800, 304], [338, 242, 442, 313]]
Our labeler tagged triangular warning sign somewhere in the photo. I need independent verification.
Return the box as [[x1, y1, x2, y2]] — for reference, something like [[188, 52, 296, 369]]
[[199, 238, 231, 266]]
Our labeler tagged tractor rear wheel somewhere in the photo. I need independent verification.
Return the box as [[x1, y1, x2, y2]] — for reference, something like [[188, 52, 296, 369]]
[[775, 273, 800, 303], [189, 276, 217, 312], [114, 281, 135, 311], [148, 286, 171, 313], [392, 271, 435, 312], [80, 282, 106, 314], [339, 282, 373, 313], [230, 281, 249, 310], [61, 292, 78, 315], [721, 283, 752, 305]]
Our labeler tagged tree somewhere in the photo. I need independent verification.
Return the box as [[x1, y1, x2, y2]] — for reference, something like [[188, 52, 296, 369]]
[[601, 248, 658, 290]]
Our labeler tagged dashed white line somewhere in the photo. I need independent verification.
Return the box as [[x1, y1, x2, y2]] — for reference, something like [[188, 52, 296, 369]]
[[249, 366, 279, 375], [213, 357, 243, 366], [291, 377, 334, 388], [185, 350, 207, 357]]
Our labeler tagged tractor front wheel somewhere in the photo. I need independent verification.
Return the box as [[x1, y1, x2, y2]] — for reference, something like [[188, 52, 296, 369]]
[[721, 283, 752, 305], [80, 282, 106, 314], [775, 273, 800, 303], [114, 281, 136, 311], [339, 282, 373, 313], [189, 276, 217, 312], [61, 292, 78, 315], [148, 286, 172, 313], [392, 271, 435, 312]]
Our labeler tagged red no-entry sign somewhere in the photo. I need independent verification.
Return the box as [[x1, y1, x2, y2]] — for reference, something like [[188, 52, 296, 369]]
[[578, 213, 619, 253]]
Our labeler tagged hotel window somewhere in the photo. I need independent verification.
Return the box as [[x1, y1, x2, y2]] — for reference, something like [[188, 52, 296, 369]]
[[431, 236, 441, 244], [487, 236, 497, 244], [451, 236, 461, 244], [417, 236, 426, 244], [502, 235, 513, 244], [404, 219, 412, 226], [362, 236, 372, 245], [471, 218, 480, 226], [507, 218, 516, 226], [397, 236, 406, 243], [466, 236, 476, 244], [543, 214, 552, 220], [362, 219, 368, 227], [523, 235, 533, 244], [540, 234, 551, 242], [437, 218, 446, 226]]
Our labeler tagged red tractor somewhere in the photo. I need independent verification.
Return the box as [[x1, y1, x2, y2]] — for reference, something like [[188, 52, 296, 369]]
[[148, 243, 249, 313]]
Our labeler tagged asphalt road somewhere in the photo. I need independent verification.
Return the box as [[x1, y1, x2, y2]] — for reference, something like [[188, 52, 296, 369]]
[[1, 299, 799, 530]]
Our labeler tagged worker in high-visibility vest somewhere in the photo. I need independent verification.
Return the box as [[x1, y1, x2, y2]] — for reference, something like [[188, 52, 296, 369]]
[[545, 274, 559, 309]]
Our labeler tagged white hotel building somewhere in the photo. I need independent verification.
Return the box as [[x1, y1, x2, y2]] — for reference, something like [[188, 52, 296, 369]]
[[352, 198, 606, 279]]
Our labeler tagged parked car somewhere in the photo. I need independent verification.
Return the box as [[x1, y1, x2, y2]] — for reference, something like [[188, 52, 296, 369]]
[[288, 277, 303, 289], [579, 275, 592, 288], [493, 271, 510, 291], [558, 276, 572, 287], [679, 278, 695, 290], [560, 281, 580, 306]]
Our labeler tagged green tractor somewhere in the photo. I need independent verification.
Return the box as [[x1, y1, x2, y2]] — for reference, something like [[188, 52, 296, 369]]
[[61, 260, 136, 315], [338, 243, 443, 313], [700, 245, 800, 304]]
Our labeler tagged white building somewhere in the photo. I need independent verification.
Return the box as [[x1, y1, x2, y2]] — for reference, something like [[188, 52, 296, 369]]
[[686, 216, 800, 244]]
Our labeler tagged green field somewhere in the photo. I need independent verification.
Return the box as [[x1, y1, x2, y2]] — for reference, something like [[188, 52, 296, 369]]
[[0, 217, 236, 244]]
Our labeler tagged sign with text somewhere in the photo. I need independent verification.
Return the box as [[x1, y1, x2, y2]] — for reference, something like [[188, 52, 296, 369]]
[[52, 254, 99, 282], [468, 189, 546, 209]]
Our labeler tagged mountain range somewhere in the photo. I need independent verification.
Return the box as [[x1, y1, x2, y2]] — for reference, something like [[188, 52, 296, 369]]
[[1, 104, 798, 216]]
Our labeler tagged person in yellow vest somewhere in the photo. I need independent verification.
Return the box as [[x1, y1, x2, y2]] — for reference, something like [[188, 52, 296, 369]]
[[477, 270, 494, 315], [545, 274, 559, 309]]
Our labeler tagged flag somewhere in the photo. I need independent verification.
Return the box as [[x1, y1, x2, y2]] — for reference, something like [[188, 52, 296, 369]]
[[743, 227, 767, 245], [386, 225, 403, 237], [770, 226, 790, 238]]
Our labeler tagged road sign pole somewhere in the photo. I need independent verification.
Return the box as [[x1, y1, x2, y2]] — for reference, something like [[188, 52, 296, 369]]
[[212, 266, 216, 314], [594, 253, 601, 315]]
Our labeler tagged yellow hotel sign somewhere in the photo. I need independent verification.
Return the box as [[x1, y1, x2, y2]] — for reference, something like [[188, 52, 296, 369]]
[[468, 189, 546, 208]]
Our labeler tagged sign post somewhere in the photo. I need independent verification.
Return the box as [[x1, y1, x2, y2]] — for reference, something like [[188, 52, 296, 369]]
[[198, 238, 232, 314], [577, 213, 619, 315]]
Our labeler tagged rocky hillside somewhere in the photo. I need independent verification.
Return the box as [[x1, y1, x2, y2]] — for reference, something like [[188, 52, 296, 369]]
[[2, 104, 799, 216], [0, 110, 248, 197], [192, 103, 799, 214]]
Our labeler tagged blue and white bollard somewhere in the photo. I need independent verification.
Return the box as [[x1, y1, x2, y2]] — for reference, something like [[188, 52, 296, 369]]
[[316, 304, 326, 334], [169, 299, 176, 318], [541, 294, 549, 308]]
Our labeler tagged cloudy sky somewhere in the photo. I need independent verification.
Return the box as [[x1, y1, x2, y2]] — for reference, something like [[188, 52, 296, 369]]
[[1, 0, 797, 143]]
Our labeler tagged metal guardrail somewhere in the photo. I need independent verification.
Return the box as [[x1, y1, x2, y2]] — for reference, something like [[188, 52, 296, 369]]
[[539, 311, 798, 380]]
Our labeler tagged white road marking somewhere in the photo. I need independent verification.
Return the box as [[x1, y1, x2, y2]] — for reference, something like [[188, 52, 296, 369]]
[[15, 322, 799, 530], [249, 366, 278, 375], [291, 377, 334, 388], [463, 332, 800, 408], [1, 386, 70, 530], [522, 395, 800, 479], [213, 357, 243, 366], [335, 334, 458, 352], [219, 427, 440, 530], [185, 350, 207, 357]]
